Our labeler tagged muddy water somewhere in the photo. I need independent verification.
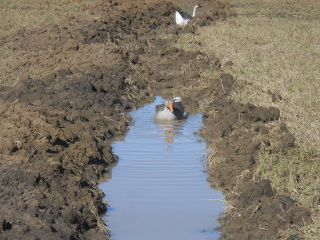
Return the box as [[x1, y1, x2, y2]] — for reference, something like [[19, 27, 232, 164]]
[[99, 96, 224, 240]]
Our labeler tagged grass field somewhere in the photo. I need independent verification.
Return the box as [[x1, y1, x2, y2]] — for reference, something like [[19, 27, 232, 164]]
[[0, 0, 319, 238], [0, 0, 103, 37], [176, 0, 320, 238], [0, 0, 100, 86]]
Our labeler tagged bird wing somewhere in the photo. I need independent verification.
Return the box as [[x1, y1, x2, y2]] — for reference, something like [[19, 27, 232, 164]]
[[155, 104, 165, 112], [179, 10, 192, 20], [175, 11, 186, 25]]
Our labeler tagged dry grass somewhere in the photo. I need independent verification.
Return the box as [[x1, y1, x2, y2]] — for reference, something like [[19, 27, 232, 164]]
[[0, 0, 100, 37], [0, 0, 101, 86], [177, 0, 320, 238], [234, 0, 320, 20], [255, 146, 320, 239]]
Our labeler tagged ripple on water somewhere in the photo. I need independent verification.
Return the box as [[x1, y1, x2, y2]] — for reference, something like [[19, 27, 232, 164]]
[[99, 96, 225, 240]]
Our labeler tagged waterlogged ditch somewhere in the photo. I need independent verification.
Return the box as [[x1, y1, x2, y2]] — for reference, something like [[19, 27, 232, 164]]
[[99, 96, 225, 240]]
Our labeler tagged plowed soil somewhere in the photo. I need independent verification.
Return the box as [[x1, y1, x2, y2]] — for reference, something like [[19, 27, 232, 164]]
[[0, 1, 310, 239]]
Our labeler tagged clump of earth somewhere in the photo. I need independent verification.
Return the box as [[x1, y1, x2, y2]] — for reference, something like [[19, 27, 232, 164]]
[[0, 0, 310, 239]]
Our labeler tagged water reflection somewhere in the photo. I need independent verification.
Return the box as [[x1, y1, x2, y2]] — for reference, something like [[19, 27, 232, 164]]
[[161, 123, 174, 144], [99, 96, 224, 240], [155, 119, 188, 147]]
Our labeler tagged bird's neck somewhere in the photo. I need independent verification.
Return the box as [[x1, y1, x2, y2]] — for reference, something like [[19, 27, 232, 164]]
[[192, 6, 198, 17]]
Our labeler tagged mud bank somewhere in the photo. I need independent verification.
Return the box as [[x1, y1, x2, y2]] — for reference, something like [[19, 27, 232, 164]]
[[0, 1, 309, 239], [198, 73, 311, 239]]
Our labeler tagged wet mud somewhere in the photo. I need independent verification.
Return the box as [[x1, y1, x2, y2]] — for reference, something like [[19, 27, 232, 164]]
[[0, 0, 310, 239]]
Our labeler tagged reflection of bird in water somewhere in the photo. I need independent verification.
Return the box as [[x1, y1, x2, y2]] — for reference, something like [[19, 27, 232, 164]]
[[164, 126, 174, 143], [175, 5, 201, 26], [154, 97, 187, 120]]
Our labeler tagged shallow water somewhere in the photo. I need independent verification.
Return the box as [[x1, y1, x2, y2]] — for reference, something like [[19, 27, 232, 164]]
[[99, 96, 224, 240]]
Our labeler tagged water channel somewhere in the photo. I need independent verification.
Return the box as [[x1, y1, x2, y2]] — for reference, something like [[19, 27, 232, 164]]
[[99, 96, 224, 240]]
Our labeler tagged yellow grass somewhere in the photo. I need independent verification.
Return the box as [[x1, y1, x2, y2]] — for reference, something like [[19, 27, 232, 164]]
[[176, 0, 320, 238], [0, 0, 100, 37], [0, 0, 101, 86]]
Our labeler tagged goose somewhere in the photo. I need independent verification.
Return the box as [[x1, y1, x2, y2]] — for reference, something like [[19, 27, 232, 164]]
[[175, 5, 201, 26], [154, 97, 187, 120]]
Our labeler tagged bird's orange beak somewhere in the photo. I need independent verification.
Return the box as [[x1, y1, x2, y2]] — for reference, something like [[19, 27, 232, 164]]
[[169, 103, 174, 112]]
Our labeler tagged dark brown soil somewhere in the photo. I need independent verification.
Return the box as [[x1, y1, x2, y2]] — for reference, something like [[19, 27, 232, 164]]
[[0, 1, 310, 239]]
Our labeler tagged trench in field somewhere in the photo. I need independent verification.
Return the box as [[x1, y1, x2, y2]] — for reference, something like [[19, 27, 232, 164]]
[[99, 96, 225, 240]]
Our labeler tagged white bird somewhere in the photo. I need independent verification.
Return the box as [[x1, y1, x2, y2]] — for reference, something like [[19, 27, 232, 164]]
[[154, 97, 187, 120], [175, 5, 201, 26]]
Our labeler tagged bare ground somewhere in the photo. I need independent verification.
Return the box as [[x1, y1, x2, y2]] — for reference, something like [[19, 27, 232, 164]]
[[0, 1, 310, 239]]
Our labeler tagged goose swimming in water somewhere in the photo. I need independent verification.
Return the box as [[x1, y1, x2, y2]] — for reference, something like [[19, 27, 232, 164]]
[[175, 5, 201, 26], [154, 97, 187, 120]]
